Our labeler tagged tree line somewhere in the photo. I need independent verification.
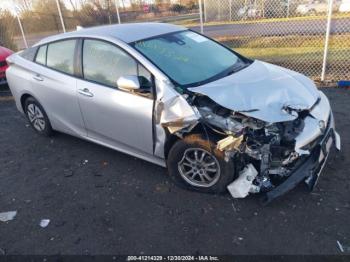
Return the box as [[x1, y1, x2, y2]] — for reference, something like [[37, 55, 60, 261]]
[[0, 0, 198, 50]]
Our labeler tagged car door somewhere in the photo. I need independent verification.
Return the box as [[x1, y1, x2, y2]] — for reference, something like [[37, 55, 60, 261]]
[[31, 39, 86, 136], [76, 39, 154, 155]]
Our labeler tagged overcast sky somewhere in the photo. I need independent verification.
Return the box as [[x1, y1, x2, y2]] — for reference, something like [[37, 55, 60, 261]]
[[1, 0, 148, 14], [1, 0, 87, 14]]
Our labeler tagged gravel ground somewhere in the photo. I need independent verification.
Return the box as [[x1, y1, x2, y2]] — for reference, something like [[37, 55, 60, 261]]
[[0, 88, 349, 255]]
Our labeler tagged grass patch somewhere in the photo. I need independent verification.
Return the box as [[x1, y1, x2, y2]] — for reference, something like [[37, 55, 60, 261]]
[[221, 34, 350, 79], [235, 47, 350, 62], [217, 34, 350, 49]]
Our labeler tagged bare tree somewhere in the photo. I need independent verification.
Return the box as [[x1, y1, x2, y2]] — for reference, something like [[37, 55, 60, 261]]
[[12, 0, 33, 14]]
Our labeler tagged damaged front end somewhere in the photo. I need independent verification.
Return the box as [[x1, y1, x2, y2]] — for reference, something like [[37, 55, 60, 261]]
[[153, 76, 340, 204], [192, 91, 341, 204]]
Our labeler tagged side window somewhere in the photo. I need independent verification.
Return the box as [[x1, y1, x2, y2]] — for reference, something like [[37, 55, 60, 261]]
[[35, 45, 47, 65], [47, 40, 76, 75], [83, 39, 139, 88]]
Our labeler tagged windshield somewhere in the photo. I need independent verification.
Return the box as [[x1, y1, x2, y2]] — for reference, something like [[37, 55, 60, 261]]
[[132, 30, 249, 87]]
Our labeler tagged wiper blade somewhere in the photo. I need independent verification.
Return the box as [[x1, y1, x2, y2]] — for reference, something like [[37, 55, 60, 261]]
[[226, 63, 249, 76]]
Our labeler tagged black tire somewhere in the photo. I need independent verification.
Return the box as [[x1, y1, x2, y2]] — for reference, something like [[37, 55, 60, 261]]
[[167, 134, 236, 193], [24, 97, 53, 136]]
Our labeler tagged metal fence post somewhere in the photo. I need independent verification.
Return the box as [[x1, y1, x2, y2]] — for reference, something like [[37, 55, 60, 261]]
[[16, 12, 28, 48], [115, 0, 121, 24], [199, 0, 204, 34], [217, 1, 221, 21], [321, 0, 333, 81], [203, 0, 207, 22], [55, 0, 66, 33]]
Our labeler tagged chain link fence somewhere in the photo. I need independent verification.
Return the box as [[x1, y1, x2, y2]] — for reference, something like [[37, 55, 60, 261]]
[[1, 0, 349, 82], [201, 0, 350, 81]]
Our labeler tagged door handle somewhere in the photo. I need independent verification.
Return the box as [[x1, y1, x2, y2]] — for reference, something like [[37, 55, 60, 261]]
[[33, 74, 43, 81], [78, 88, 94, 97]]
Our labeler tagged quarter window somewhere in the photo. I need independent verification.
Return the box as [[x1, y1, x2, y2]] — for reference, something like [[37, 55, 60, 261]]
[[82, 39, 138, 88], [47, 40, 76, 75], [35, 45, 47, 65]]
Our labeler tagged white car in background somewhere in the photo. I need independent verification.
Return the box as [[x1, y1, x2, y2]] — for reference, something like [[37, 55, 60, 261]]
[[339, 0, 350, 12], [237, 5, 262, 19], [296, 0, 341, 15]]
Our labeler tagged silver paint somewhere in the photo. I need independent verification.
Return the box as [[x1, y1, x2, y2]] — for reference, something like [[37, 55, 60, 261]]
[[189, 60, 320, 123], [6, 23, 339, 172]]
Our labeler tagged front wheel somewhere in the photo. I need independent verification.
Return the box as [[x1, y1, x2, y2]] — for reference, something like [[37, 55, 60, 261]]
[[167, 134, 236, 193]]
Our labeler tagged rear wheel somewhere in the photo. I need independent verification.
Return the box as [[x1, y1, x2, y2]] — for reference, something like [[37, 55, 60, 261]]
[[24, 97, 53, 136], [167, 134, 235, 193]]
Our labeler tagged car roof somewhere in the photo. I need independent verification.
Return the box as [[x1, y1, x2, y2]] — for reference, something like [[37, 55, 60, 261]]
[[36, 23, 186, 45]]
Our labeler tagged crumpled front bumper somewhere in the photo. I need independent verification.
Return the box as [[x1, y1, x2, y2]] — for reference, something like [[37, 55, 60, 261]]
[[262, 112, 341, 205]]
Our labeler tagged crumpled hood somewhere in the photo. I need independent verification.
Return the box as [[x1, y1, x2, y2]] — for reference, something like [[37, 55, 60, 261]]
[[189, 60, 320, 123]]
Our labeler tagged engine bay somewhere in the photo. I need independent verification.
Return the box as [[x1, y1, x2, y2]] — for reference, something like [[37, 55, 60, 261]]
[[192, 95, 322, 196]]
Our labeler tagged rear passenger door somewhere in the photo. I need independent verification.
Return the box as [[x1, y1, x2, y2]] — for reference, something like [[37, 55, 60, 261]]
[[31, 39, 86, 136], [76, 39, 155, 156]]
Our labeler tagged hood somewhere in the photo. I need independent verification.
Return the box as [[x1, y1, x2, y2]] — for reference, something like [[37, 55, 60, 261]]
[[188, 60, 320, 123], [0, 47, 13, 60]]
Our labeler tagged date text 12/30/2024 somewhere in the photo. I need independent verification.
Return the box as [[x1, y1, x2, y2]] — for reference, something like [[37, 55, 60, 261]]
[[127, 256, 219, 261]]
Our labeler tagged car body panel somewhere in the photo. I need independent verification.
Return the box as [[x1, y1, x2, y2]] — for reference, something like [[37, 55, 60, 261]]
[[76, 78, 154, 155], [31, 66, 86, 137], [5, 55, 34, 112], [189, 60, 320, 123]]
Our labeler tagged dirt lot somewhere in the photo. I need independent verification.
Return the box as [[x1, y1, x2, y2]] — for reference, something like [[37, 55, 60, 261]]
[[0, 88, 349, 255]]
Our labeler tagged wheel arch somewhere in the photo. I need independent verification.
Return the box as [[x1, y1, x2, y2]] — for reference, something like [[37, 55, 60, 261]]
[[163, 123, 219, 160], [20, 93, 33, 112]]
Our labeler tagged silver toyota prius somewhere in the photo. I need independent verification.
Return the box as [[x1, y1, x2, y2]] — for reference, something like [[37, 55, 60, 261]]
[[6, 23, 341, 203]]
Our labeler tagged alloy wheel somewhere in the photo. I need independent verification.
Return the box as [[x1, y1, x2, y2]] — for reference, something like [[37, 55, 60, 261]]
[[178, 148, 221, 188], [27, 103, 46, 132]]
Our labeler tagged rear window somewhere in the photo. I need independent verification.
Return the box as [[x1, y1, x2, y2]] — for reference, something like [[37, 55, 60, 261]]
[[19, 46, 38, 61], [35, 45, 47, 65], [47, 40, 76, 75]]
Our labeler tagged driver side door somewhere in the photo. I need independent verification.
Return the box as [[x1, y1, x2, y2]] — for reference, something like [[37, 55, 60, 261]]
[[76, 39, 155, 156]]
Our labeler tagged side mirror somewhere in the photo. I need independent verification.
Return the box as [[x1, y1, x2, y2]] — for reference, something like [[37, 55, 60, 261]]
[[117, 75, 140, 91]]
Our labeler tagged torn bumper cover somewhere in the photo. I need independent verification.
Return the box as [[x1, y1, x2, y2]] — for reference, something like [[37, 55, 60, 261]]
[[262, 114, 341, 204]]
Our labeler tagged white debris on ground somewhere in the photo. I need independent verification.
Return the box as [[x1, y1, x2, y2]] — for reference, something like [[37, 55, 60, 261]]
[[227, 164, 259, 198], [39, 219, 50, 228], [337, 240, 344, 253], [0, 211, 17, 222]]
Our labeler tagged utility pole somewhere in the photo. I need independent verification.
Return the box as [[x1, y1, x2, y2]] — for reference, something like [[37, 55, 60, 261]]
[[16, 12, 28, 48], [55, 0, 66, 33], [321, 0, 333, 81], [115, 0, 121, 24], [198, 0, 204, 33]]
